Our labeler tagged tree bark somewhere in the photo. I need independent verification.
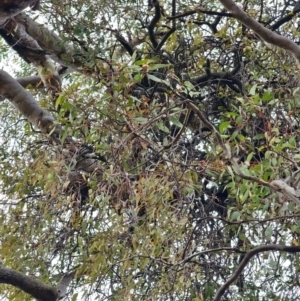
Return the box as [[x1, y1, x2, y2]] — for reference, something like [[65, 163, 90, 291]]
[[0, 266, 59, 301], [0, 70, 59, 135]]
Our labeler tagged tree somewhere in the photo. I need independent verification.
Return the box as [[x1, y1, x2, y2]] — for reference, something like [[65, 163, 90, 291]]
[[2, 0, 300, 300]]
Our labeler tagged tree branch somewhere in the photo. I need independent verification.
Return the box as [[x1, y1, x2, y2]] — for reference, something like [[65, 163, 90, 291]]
[[0, 75, 42, 102], [0, 266, 59, 301], [212, 244, 300, 301], [0, 0, 35, 25], [155, 0, 176, 51], [15, 13, 107, 76], [0, 69, 60, 135], [167, 8, 232, 19], [270, 1, 300, 31], [147, 0, 161, 49], [1, 18, 61, 95], [218, 0, 300, 64]]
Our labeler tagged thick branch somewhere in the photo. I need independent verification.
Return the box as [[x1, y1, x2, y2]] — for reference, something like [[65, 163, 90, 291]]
[[15, 13, 73, 63], [1, 19, 61, 94], [0, 0, 35, 25], [0, 75, 42, 102], [0, 266, 59, 301], [17, 75, 42, 88], [218, 0, 300, 64], [213, 245, 300, 301], [14, 13, 103, 75], [191, 71, 243, 94], [0, 69, 60, 134]]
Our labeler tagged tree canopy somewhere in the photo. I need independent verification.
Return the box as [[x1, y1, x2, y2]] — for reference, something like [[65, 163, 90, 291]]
[[2, 0, 300, 300]]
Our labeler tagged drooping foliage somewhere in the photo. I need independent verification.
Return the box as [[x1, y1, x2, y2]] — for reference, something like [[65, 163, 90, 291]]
[[1, 0, 300, 300]]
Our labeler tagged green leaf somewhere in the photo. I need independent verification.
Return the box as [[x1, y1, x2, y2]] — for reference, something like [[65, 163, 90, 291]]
[[169, 116, 183, 128], [133, 117, 148, 124], [249, 84, 257, 95], [148, 63, 169, 70], [231, 211, 241, 220], [219, 121, 231, 134], [55, 93, 66, 109], [147, 74, 162, 82], [72, 293, 78, 301], [157, 121, 170, 133]]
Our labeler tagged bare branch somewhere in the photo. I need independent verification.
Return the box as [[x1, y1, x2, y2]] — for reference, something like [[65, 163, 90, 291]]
[[16, 75, 42, 88], [180, 247, 245, 265]]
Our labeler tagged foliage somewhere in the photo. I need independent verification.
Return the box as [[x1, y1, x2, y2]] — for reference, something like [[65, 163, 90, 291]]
[[1, 0, 300, 300]]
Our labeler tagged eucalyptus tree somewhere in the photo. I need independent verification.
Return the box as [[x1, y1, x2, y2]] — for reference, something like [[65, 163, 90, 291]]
[[1, 0, 300, 300]]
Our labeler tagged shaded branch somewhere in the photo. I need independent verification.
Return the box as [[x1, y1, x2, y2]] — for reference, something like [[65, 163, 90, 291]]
[[269, 1, 300, 31], [210, 9, 228, 34], [155, 27, 175, 51], [0, 0, 35, 24], [148, 0, 161, 48], [269, 14, 294, 31], [115, 34, 134, 56], [191, 70, 243, 93], [167, 8, 233, 19], [103, 27, 134, 56], [213, 244, 300, 301], [155, 0, 176, 51]]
